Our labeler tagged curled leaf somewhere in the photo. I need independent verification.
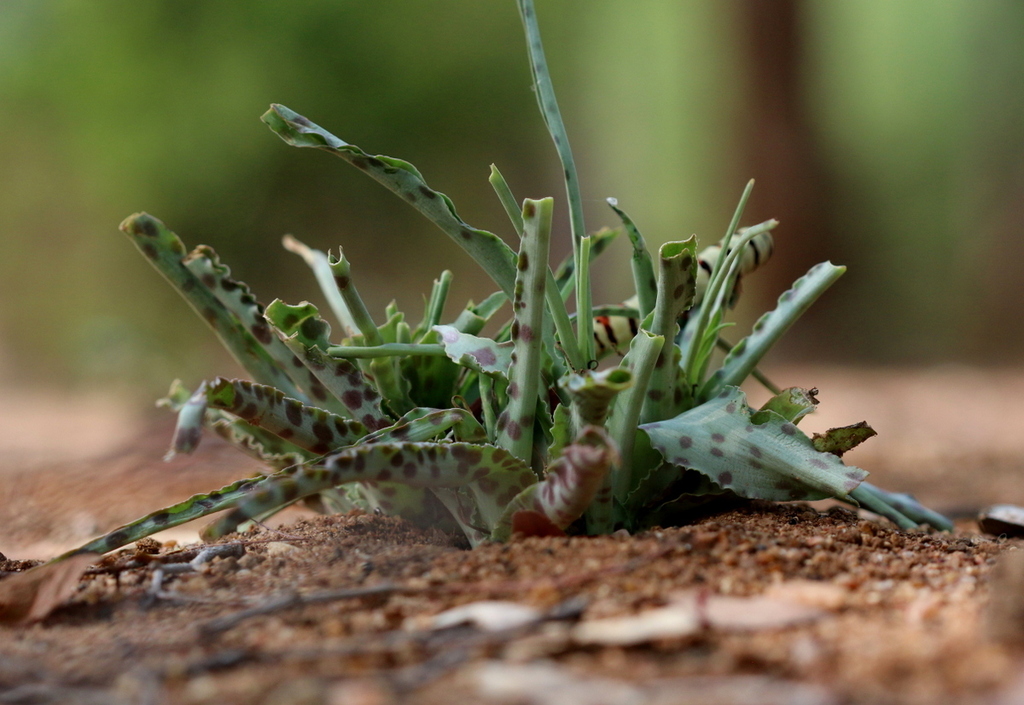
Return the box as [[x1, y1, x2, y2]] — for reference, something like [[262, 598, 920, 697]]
[[811, 421, 877, 457]]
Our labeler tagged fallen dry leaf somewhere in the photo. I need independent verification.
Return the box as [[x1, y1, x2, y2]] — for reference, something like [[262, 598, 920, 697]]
[[427, 600, 543, 632], [764, 580, 850, 610], [701, 594, 827, 631], [572, 603, 700, 646], [572, 590, 829, 647], [0, 554, 97, 624]]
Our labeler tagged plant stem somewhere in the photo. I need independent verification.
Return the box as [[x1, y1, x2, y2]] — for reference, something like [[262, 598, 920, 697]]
[[326, 343, 447, 359], [517, 0, 592, 365]]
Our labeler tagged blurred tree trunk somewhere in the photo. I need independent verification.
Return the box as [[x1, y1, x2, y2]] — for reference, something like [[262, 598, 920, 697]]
[[735, 0, 837, 352]]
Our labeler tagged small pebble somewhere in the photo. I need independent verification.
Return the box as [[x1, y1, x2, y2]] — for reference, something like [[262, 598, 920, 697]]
[[266, 541, 301, 557], [978, 505, 1024, 537]]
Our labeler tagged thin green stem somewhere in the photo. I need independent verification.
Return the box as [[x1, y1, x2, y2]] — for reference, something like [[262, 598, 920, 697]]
[[517, 0, 591, 368], [326, 343, 447, 359], [607, 198, 657, 319], [717, 179, 755, 272], [489, 165, 525, 236], [576, 235, 595, 365], [417, 270, 453, 341], [517, 0, 585, 252]]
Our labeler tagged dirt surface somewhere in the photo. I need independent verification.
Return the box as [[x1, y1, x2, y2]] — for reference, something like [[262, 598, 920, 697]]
[[2, 367, 1024, 705]]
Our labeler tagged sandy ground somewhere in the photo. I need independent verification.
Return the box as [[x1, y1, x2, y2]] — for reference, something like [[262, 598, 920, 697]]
[[1, 366, 1024, 704]]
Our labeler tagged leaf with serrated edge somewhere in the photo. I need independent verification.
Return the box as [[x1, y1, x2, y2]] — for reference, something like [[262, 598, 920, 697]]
[[49, 469, 298, 558], [205, 410, 309, 469], [265, 299, 390, 430], [357, 407, 477, 445], [120, 213, 306, 401], [204, 378, 367, 455], [201, 441, 539, 540], [701, 261, 844, 400], [183, 246, 345, 413], [641, 386, 867, 502], [263, 105, 518, 298]]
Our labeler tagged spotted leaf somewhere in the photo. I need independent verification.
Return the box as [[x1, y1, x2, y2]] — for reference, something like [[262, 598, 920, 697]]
[[182, 246, 350, 414], [263, 104, 519, 298], [202, 441, 539, 540], [495, 198, 552, 463], [50, 469, 297, 559], [120, 213, 306, 401], [561, 368, 633, 431], [641, 386, 868, 503], [752, 387, 819, 425], [205, 377, 367, 455], [160, 380, 310, 467], [328, 251, 413, 414], [493, 427, 618, 541], [357, 407, 480, 445], [265, 299, 390, 430], [701, 262, 846, 401], [433, 325, 513, 377]]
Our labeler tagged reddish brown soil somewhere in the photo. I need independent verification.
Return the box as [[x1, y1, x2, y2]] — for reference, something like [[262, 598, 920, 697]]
[[2, 368, 1024, 705]]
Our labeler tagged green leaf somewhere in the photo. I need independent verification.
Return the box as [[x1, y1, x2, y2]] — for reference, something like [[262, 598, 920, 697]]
[[202, 441, 538, 540], [606, 198, 658, 319], [752, 387, 820, 425], [281, 235, 358, 335], [328, 251, 413, 414], [640, 238, 698, 424], [641, 386, 868, 503], [493, 427, 618, 541], [357, 407, 478, 445], [263, 104, 519, 298], [606, 330, 665, 504], [561, 368, 633, 432], [553, 227, 619, 294], [53, 467, 303, 559], [161, 382, 310, 468], [811, 421, 877, 456], [120, 213, 306, 401], [433, 325, 513, 377], [701, 261, 845, 400], [204, 411, 309, 470], [495, 198, 553, 463], [204, 378, 368, 455], [517, 0, 590, 361], [183, 246, 345, 413], [265, 300, 391, 430]]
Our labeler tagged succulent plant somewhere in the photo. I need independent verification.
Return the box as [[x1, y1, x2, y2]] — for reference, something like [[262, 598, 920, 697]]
[[51, 0, 949, 566]]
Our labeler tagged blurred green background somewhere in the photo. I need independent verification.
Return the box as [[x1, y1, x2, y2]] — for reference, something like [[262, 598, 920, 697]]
[[1, 1, 1021, 402]]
